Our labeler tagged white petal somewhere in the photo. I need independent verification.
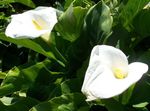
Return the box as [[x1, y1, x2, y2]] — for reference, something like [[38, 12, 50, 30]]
[[81, 61, 104, 97], [28, 6, 58, 31], [90, 45, 128, 68], [84, 63, 148, 100], [82, 45, 128, 100], [81, 45, 148, 101], [5, 6, 58, 39], [5, 14, 47, 38], [127, 62, 148, 83], [81, 45, 128, 96], [84, 66, 126, 100]]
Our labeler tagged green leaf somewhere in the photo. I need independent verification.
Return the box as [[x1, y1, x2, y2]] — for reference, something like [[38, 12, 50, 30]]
[[0, 33, 56, 60], [129, 74, 150, 105], [20, 60, 63, 101], [105, 24, 131, 54], [0, 96, 13, 105], [0, 0, 35, 8], [119, 84, 135, 105], [0, 67, 22, 96], [55, 2, 88, 42], [0, 59, 63, 97], [0, 72, 6, 79], [61, 78, 82, 94], [133, 102, 149, 108], [0, 96, 39, 111], [141, 107, 149, 111], [64, 0, 92, 10], [84, 1, 113, 45], [137, 51, 150, 67], [102, 98, 126, 111], [133, 9, 150, 38], [0, 101, 8, 110], [30, 93, 89, 111], [119, 0, 149, 30], [127, 51, 150, 105]]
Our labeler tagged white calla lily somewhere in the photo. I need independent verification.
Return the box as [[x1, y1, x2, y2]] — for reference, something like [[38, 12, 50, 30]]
[[81, 45, 148, 101], [5, 6, 58, 40]]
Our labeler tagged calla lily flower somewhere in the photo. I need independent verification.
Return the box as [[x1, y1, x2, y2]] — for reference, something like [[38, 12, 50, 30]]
[[81, 45, 148, 101], [5, 6, 58, 39]]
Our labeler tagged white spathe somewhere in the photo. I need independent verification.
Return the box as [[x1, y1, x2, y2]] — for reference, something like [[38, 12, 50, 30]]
[[81, 45, 148, 101], [5, 6, 58, 39]]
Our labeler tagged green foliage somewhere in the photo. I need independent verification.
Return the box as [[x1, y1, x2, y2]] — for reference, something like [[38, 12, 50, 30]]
[[0, 0, 150, 111], [0, 96, 39, 111], [102, 98, 126, 111], [84, 0, 113, 45], [0, 33, 56, 60], [0, 0, 35, 8], [119, 0, 149, 30], [55, 1, 89, 42], [30, 93, 89, 111], [133, 9, 150, 38]]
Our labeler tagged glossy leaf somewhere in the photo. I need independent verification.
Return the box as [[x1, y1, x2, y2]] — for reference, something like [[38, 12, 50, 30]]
[[55, 2, 88, 42], [83, 1, 113, 45]]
